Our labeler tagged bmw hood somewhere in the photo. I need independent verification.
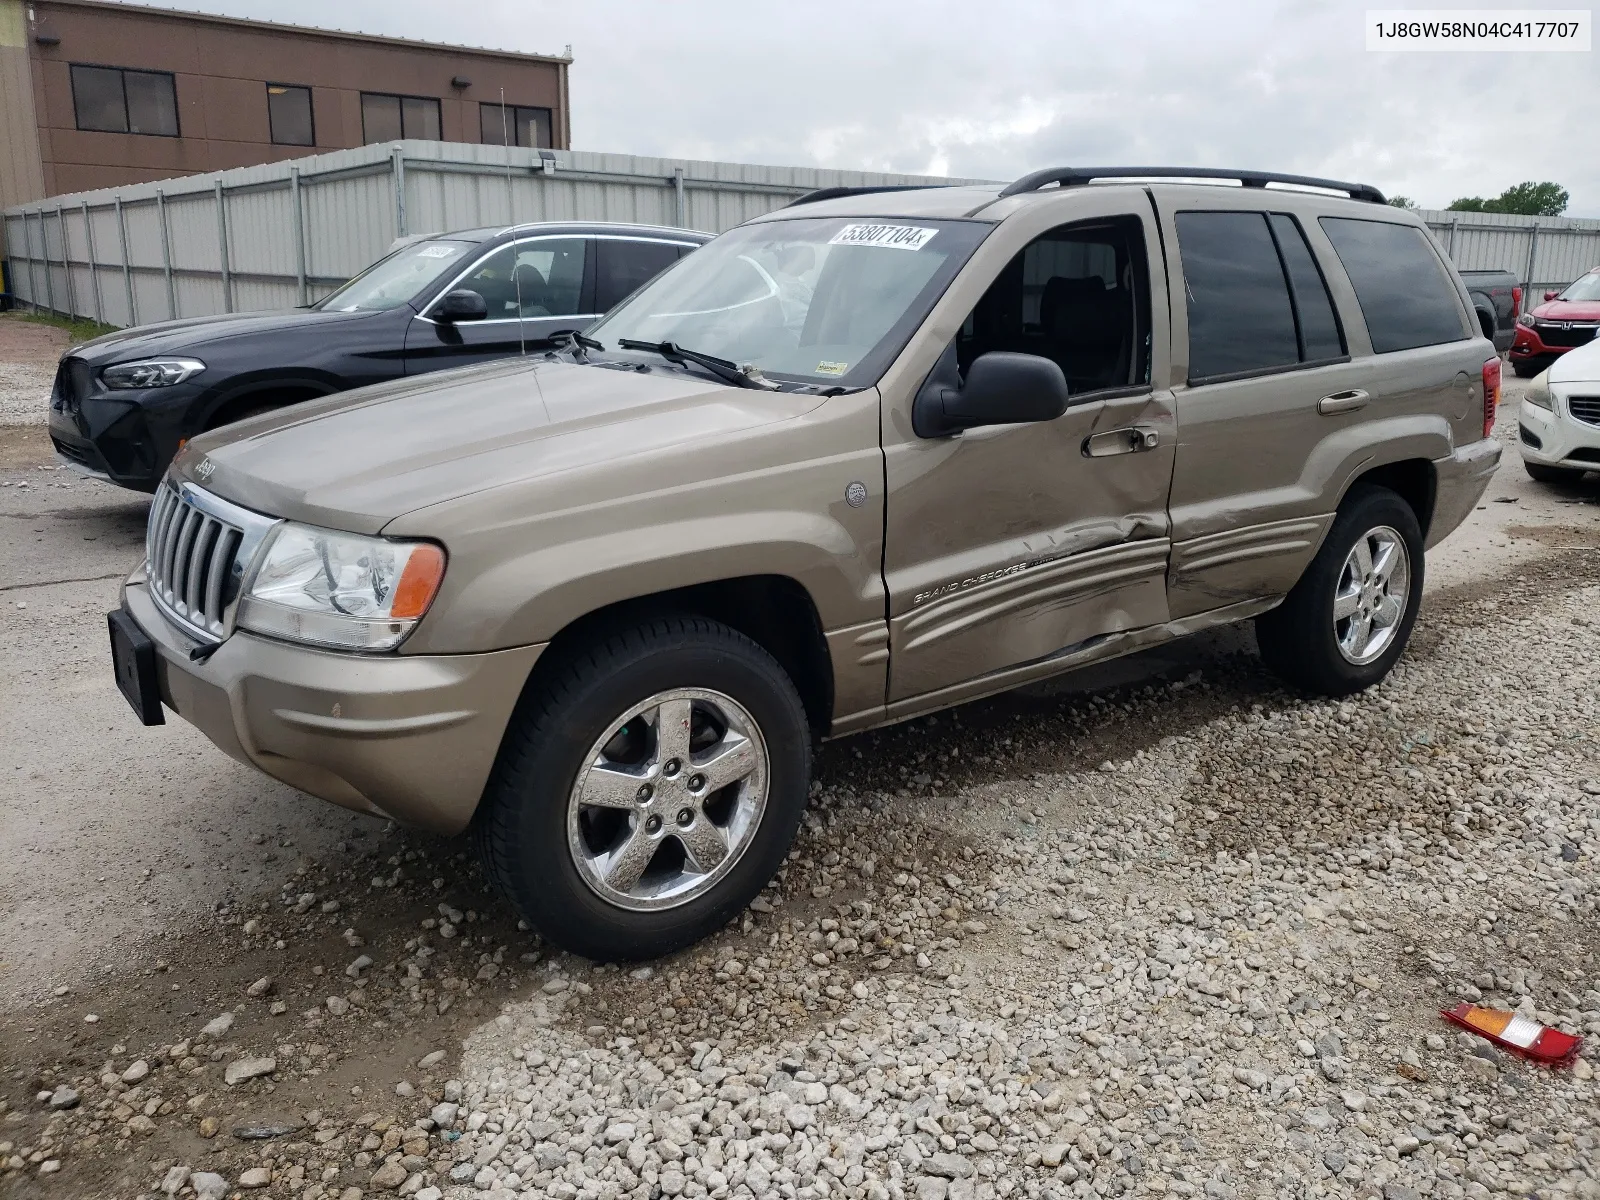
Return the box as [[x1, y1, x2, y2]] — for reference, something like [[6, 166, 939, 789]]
[[69, 308, 390, 365]]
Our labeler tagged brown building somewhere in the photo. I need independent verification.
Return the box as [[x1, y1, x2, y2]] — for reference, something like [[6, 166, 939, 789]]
[[0, 0, 571, 208]]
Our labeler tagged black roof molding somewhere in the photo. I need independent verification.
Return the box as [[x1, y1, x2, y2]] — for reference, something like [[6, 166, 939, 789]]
[[998, 167, 1386, 204], [786, 184, 954, 208]]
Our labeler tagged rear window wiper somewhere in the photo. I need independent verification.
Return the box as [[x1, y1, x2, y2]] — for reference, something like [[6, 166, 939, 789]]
[[616, 339, 779, 390]]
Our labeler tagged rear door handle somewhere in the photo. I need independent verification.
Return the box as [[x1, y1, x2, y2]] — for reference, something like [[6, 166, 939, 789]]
[[1318, 388, 1370, 415], [1083, 426, 1161, 458]]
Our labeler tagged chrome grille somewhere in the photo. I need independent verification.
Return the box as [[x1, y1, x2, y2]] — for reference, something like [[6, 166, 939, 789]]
[[1569, 395, 1600, 427], [146, 483, 244, 639], [1535, 321, 1598, 349]]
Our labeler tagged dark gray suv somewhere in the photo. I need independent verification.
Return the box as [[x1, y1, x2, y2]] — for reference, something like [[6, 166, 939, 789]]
[[49, 221, 709, 490]]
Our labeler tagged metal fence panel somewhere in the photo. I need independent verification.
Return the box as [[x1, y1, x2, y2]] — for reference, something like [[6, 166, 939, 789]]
[[1419, 206, 1600, 312], [25, 145, 1600, 328], [2, 140, 977, 327]]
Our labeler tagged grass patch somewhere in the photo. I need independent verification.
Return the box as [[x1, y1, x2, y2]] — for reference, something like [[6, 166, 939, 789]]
[[4, 309, 119, 343]]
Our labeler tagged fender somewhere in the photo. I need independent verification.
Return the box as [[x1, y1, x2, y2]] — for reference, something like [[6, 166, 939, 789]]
[[192, 370, 344, 433], [420, 510, 863, 654]]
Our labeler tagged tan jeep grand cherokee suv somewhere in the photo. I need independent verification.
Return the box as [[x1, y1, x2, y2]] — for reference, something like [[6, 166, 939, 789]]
[[109, 167, 1503, 959]]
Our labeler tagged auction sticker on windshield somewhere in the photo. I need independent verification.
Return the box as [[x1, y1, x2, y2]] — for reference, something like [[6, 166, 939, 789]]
[[417, 245, 463, 258], [828, 224, 939, 251]]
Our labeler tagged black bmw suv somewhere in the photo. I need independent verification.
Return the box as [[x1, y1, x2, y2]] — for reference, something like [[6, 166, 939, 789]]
[[48, 220, 709, 492]]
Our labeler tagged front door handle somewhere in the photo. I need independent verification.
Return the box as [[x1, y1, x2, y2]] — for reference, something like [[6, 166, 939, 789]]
[[1318, 388, 1370, 415], [1083, 426, 1161, 458]]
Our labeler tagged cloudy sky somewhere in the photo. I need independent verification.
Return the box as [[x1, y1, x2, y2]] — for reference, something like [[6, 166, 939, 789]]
[[122, 0, 1598, 215]]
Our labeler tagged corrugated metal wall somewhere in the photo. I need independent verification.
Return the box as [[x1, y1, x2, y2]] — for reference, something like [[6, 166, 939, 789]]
[[8, 152, 1598, 328], [1419, 206, 1600, 312], [0, 140, 978, 326]]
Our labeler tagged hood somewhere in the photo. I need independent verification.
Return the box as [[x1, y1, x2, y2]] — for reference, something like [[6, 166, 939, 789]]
[[1547, 337, 1600, 385], [69, 308, 388, 364], [1531, 299, 1600, 322], [177, 357, 827, 534]]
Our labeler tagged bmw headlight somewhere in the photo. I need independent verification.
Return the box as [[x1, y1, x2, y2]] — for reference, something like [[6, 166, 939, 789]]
[[238, 524, 446, 651], [101, 358, 207, 389]]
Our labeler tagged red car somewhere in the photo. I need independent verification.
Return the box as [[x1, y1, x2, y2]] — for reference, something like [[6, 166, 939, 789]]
[[1510, 266, 1600, 377]]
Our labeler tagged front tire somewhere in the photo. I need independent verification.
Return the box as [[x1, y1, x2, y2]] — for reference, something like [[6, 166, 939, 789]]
[[474, 617, 812, 961], [1256, 486, 1425, 697], [1511, 359, 1546, 379], [1524, 460, 1588, 484]]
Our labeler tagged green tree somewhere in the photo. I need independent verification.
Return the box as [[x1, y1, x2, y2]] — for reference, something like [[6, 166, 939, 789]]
[[1494, 181, 1568, 216], [1447, 181, 1568, 216], [1386, 195, 1419, 210]]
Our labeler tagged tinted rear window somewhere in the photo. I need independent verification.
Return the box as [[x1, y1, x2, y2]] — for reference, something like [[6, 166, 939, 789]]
[[1175, 211, 1300, 380], [596, 240, 684, 311], [1319, 218, 1465, 353], [1268, 214, 1344, 362]]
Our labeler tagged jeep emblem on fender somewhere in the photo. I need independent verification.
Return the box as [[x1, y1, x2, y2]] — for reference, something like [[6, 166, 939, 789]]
[[845, 481, 868, 507]]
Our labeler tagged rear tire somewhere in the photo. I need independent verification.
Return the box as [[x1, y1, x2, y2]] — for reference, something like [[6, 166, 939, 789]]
[[473, 616, 812, 961], [1524, 460, 1588, 484], [1256, 486, 1425, 697]]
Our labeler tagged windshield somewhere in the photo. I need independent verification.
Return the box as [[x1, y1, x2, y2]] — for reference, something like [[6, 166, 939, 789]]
[[588, 217, 991, 387], [1558, 271, 1600, 303], [316, 239, 476, 313]]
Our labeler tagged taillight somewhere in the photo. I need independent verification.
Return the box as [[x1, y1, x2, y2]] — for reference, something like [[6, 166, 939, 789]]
[[1482, 357, 1501, 438], [1511, 285, 1523, 313]]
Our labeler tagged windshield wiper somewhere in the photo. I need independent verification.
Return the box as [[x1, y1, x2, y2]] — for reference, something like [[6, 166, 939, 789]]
[[617, 339, 779, 390], [549, 329, 605, 362]]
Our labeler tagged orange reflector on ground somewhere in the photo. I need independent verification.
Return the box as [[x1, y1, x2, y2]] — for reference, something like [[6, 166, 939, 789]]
[[1441, 1003, 1583, 1067]]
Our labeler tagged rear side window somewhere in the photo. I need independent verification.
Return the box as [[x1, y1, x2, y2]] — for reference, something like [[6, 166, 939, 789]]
[[596, 240, 683, 312], [1177, 211, 1351, 383], [1268, 214, 1344, 362], [1319, 218, 1465, 353], [1176, 212, 1300, 381]]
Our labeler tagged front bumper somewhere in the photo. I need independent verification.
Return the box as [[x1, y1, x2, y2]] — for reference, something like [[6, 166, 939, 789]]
[[1428, 438, 1502, 548], [50, 380, 201, 493], [1517, 397, 1600, 472], [1510, 324, 1595, 360], [121, 575, 545, 835]]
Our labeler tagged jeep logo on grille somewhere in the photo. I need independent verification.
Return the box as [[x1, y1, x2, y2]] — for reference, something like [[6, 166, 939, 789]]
[[194, 458, 216, 481]]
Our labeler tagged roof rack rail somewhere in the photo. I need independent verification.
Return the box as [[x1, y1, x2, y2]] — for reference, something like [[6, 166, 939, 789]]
[[998, 167, 1386, 204], [786, 184, 953, 208]]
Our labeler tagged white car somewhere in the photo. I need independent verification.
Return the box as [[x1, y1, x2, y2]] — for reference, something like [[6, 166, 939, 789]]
[[1518, 337, 1600, 483]]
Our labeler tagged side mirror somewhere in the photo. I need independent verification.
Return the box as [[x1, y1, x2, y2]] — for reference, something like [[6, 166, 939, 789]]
[[1544, 290, 1559, 301], [913, 347, 1069, 438], [433, 289, 489, 322]]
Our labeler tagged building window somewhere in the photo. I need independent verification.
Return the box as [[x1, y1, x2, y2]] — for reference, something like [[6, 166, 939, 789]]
[[266, 84, 314, 146], [360, 92, 441, 143], [480, 102, 553, 149], [70, 64, 179, 137]]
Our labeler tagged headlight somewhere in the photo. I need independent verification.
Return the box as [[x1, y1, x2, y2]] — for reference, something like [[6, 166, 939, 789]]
[[101, 358, 206, 389], [1523, 374, 1553, 410], [237, 524, 446, 651], [1517, 314, 1535, 328]]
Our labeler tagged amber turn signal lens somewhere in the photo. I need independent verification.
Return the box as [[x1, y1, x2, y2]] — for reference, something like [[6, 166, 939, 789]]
[[391, 544, 446, 620]]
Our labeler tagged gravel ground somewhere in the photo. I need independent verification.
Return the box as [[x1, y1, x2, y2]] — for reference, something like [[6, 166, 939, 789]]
[[2, 389, 1598, 1200], [430, 549, 1600, 1200], [0, 317, 68, 425]]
